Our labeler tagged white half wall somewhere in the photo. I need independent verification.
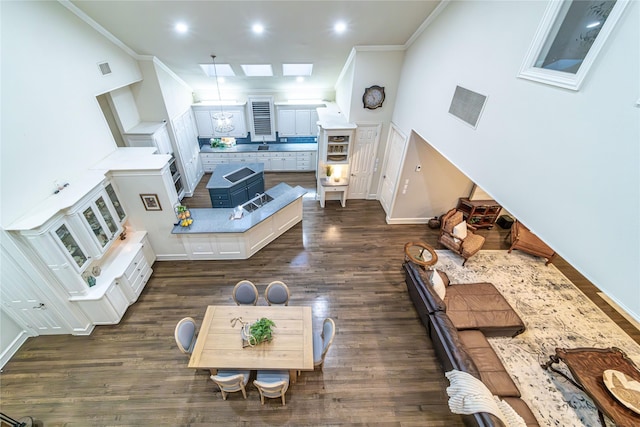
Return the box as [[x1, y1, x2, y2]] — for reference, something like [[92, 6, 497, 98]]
[[392, 1, 640, 320]]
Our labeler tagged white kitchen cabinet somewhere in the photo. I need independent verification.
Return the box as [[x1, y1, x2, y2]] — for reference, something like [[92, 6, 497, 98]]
[[277, 108, 318, 137], [200, 150, 316, 172], [269, 152, 297, 171], [172, 109, 204, 197], [116, 246, 152, 303], [192, 104, 248, 138], [123, 122, 173, 154]]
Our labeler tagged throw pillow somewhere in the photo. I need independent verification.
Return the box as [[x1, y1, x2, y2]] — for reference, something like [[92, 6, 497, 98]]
[[452, 221, 468, 244], [430, 269, 446, 300], [445, 370, 509, 426]]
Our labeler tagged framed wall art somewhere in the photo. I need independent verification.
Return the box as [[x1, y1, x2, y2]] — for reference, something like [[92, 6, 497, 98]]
[[140, 194, 162, 211]]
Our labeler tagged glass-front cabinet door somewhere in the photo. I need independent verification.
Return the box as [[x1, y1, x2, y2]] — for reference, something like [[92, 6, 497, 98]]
[[79, 190, 123, 252], [105, 183, 126, 222], [95, 196, 118, 234], [82, 206, 110, 249], [54, 223, 90, 270]]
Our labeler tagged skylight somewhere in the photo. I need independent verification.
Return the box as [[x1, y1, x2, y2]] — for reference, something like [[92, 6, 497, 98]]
[[199, 63, 235, 77], [241, 64, 273, 77], [283, 63, 313, 76]]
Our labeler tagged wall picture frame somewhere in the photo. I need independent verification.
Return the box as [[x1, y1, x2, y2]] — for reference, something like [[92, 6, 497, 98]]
[[140, 194, 162, 211]]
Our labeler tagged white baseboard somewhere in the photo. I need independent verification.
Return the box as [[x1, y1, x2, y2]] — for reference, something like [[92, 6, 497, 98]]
[[385, 216, 429, 225], [597, 292, 640, 332], [0, 331, 30, 369]]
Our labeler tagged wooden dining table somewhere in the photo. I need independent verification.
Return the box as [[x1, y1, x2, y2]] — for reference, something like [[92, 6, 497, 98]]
[[188, 305, 314, 382]]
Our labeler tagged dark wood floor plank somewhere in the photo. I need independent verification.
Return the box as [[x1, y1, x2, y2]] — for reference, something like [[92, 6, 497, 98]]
[[1, 171, 637, 426]]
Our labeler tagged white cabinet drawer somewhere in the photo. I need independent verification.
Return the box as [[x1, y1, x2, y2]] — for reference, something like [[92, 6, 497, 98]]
[[124, 250, 145, 281]]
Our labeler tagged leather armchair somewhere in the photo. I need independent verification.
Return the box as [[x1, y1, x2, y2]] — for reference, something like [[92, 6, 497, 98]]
[[438, 208, 485, 266]]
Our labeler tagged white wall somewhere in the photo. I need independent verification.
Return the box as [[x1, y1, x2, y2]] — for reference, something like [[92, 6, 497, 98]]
[[0, 1, 142, 227], [109, 85, 141, 132], [392, 1, 640, 320], [346, 49, 405, 197]]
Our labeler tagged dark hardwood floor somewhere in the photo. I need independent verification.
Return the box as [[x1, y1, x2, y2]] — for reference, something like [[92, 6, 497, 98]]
[[1, 172, 637, 426]]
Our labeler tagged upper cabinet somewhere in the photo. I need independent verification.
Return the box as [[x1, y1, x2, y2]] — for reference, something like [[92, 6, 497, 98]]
[[123, 122, 173, 154], [276, 107, 319, 137], [192, 103, 248, 138], [8, 175, 128, 296]]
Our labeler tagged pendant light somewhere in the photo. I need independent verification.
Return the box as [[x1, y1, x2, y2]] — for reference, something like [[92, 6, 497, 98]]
[[210, 54, 234, 133]]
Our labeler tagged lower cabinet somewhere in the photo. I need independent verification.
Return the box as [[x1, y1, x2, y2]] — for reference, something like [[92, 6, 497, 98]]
[[179, 197, 303, 260], [201, 150, 316, 172], [71, 231, 155, 325], [77, 281, 129, 325]]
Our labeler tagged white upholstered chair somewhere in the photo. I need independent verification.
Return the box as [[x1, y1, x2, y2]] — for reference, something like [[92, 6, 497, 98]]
[[232, 280, 259, 305], [264, 281, 290, 306], [174, 317, 197, 356], [313, 318, 336, 369], [253, 370, 290, 405], [210, 370, 251, 400]]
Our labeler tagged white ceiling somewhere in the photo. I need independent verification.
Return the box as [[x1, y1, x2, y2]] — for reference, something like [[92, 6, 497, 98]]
[[69, 1, 441, 98]]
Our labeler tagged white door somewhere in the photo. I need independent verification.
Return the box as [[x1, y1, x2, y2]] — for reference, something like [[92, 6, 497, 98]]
[[1, 237, 71, 335], [349, 123, 381, 199], [379, 124, 407, 216]]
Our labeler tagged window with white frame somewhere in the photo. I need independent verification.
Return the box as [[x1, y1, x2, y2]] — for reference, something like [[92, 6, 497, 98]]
[[518, 0, 629, 90]]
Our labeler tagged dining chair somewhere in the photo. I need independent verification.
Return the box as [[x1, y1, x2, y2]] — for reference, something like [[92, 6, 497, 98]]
[[210, 370, 251, 400], [174, 317, 197, 355], [232, 280, 259, 305], [253, 370, 290, 405], [264, 280, 290, 306], [313, 317, 336, 369]]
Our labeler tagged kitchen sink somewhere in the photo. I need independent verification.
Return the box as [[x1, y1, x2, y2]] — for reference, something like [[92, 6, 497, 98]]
[[241, 193, 274, 213], [257, 145, 270, 150], [223, 167, 255, 183]]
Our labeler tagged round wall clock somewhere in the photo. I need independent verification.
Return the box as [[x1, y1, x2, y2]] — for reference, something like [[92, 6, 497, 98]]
[[363, 85, 385, 109]]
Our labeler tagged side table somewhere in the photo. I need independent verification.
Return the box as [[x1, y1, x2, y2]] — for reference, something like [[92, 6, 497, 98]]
[[319, 178, 348, 208]]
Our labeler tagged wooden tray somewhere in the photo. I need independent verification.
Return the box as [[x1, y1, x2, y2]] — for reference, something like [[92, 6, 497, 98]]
[[603, 369, 640, 415]]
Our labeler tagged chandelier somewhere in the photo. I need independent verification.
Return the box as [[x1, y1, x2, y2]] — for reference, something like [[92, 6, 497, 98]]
[[210, 54, 234, 133]]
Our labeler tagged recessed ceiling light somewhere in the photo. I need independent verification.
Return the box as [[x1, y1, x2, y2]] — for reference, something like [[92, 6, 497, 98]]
[[175, 22, 188, 34], [296, 76, 305, 83], [217, 77, 226, 84], [283, 63, 313, 76], [252, 23, 264, 34], [199, 63, 236, 77], [241, 64, 273, 77], [334, 21, 346, 34]]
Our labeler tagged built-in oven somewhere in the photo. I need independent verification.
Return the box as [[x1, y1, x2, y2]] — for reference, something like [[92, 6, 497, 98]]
[[168, 155, 184, 199]]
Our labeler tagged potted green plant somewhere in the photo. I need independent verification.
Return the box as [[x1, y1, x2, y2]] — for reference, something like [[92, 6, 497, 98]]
[[244, 317, 276, 346]]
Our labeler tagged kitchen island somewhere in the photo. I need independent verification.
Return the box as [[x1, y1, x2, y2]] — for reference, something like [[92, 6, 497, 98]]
[[171, 182, 306, 260], [206, 163, 265, 208]]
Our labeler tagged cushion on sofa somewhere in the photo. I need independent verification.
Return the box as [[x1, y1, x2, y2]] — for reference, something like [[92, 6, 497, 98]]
[[458, 330, 521, 398], [430, 311, 481, 377], [444, 283, 525, 337], [429, 269, 447, 299], [405, 262, 447, 313]]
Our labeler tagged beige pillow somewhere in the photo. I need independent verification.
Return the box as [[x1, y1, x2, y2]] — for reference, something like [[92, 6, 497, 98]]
[[452, 221, 467, 243], [430, 269, 446, 299]]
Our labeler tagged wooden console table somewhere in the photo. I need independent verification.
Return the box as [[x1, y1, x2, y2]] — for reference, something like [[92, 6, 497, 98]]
[[456, 197, 502, 229], [542, 347, 640, 426]]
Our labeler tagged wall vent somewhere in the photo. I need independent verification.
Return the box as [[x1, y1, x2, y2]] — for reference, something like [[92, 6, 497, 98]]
[[448, 85, 487, 129], [98, 61, 112, 76], [248, 96, 276, 141]]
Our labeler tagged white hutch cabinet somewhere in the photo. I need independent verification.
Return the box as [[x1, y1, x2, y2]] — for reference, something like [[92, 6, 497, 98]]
[[6, 149, 163, 333], [316, 116, 357, 207]]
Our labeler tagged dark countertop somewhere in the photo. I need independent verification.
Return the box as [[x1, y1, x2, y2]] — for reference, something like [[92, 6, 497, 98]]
[[200, 143, 317, 153], [206, 163, 265, 190], [171, 182, 306, 234]]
